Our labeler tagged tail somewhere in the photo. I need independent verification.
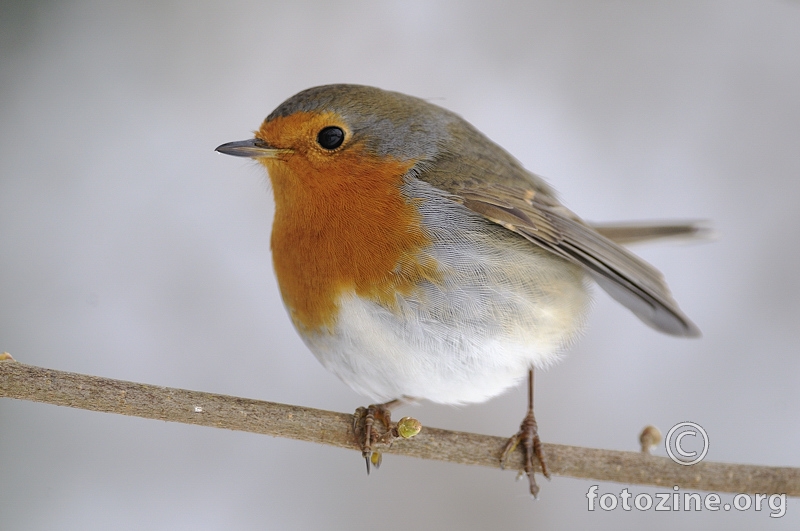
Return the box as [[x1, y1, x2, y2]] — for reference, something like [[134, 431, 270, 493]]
[[590, 220, 713, 246]]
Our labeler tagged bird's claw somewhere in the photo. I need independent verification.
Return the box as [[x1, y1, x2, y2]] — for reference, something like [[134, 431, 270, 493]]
[[353, 403, 397, 474], [500, 409, 549, 498]]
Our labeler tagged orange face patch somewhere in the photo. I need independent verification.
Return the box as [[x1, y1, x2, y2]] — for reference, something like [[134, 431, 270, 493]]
[[256, 112, 440, 333]]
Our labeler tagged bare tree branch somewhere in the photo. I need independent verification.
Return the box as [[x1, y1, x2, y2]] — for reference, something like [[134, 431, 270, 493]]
[[1, 360, 797, 496]]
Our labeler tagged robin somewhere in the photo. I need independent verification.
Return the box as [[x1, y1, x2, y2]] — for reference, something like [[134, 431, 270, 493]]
[[216, 84, 701, 497]]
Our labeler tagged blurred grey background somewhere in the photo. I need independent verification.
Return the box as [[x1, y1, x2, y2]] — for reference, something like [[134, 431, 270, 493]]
[[1, 1, 798, 529]]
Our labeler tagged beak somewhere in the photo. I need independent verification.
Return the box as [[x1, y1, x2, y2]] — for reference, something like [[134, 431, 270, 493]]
[[215, 138, 291, 158]]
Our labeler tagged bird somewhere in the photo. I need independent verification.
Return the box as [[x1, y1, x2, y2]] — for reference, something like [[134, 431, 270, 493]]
[[216, 84, 701, 497]]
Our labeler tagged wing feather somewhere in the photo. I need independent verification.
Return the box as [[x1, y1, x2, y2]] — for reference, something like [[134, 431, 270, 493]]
[[456, 184, 700, 337]]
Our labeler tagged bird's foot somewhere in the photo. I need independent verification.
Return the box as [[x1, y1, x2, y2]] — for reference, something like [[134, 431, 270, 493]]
[[353, 401, 400, 473], [500, 409, 549, 498]]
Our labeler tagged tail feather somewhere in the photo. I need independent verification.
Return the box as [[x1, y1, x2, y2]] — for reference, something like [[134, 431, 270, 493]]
[[590, 221, 713, 246]]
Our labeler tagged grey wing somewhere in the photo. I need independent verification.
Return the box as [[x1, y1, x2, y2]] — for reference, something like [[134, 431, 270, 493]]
[[457, 184, 701, 338]]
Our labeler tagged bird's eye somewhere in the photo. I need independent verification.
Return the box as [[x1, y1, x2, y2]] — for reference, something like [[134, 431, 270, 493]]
[[317, 126, 345, 150]]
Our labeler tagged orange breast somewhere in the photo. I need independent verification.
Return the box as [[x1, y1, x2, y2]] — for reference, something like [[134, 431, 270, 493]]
[[258, 116, 439, 333]]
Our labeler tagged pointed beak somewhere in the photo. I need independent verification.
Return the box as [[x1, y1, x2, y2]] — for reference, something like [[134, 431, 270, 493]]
[[215, 138, 291, 159]]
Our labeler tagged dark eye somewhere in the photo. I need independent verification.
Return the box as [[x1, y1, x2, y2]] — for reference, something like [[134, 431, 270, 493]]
[[317, 126, 345, 150]]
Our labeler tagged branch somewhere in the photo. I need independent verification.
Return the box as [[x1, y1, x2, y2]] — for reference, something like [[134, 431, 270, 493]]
[[1, 359, 797, 496]]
